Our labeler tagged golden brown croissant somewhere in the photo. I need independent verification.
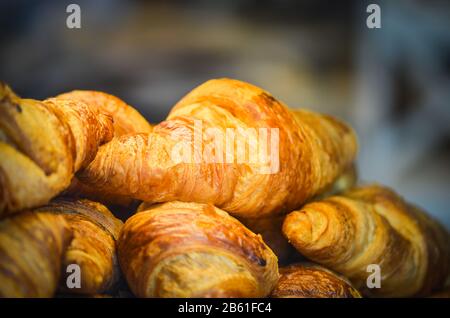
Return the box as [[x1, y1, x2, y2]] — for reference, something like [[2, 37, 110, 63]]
[[271, 263, 362, 298], [0, 212, 72, 297], [35, 198, 123, 295], [78, 78, 357, 219], [118, 201, 279, 298], [0, 83, 114, 215], [283, 184, 450, 297], [56, 90, 152, 207]]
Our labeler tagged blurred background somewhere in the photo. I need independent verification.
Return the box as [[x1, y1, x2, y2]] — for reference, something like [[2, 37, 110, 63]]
[[1, 0, 449, 228]]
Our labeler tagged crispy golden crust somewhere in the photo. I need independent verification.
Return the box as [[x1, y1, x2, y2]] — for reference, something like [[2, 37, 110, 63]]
[[36, 198, 123, 295], [57, 90, 151, 207], [79, 78, 357, 218], [0, 212, 72, 297], [0, 83, 114, 215], [118, 201, 279, 298], [56, 90, 152, 136], [283, 184, 450, 297], [271, 263, 362, 298]]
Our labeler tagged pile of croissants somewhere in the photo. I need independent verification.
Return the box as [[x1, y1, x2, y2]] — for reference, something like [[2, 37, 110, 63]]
[[0, 78, 449, 298]]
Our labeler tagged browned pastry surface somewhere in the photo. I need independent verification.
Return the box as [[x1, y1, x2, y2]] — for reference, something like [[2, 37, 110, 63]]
[[36, 198, 123, 295], [0, 83, 113, 215], [0, 212, 72, 297], [283, 184, 450, 297], [118, 201, 279, 298], [57, 90, 151, 207], [78, 78, 357, 218], [56, 90, 152, 136], [271, 263, 362, 298]]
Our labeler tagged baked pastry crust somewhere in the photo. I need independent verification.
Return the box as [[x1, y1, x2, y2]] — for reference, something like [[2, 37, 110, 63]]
[[0, 83, 113, 215], [271, 263, 362, 298], [37, 198, 123, 295], [119, 201, 279, 297], [57, 90, 152, 207], [0, 212, 72, 297]]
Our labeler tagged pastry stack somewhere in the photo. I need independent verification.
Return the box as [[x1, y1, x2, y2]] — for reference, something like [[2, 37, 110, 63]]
[[0, 78, 448, 298]]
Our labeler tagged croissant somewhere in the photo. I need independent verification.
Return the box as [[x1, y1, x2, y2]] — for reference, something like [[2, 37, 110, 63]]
[[57, 90, 152, 207], [78, 78, 357, 218], [0, 83, 114, 215], [283, 184, 450, 297], [0, 212, 72, 297], [118, 201, 279, 298], [271, 263, 362, 298], [35, 198, 123, 295]]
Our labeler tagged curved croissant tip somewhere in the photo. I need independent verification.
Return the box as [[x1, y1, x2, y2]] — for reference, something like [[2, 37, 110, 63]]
[[283, 210, 313, 246], [283, 207, 329, 248]]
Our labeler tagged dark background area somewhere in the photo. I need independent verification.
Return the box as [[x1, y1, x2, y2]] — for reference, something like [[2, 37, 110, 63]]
[[1, 0, 449, 227]]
